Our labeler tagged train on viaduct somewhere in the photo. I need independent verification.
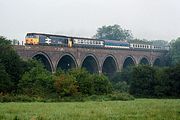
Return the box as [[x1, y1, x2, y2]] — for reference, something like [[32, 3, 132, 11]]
[[12, 33, 169, 77], [14, 44, 167, 77]]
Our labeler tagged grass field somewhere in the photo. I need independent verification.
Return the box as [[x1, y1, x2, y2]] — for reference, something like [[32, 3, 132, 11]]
[[0, 99, 180, 120]]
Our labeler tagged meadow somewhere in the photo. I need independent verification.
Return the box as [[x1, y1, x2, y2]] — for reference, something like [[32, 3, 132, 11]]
[[0, 99, 180, 120]]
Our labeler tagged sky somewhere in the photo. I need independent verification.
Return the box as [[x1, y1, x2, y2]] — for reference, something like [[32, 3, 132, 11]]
[[0, 0, 180, 42]]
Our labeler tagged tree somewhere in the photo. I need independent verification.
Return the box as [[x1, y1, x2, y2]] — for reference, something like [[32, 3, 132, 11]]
[[131, 38, 152, 44], [154, 67, 172, 97], [18, 61, 53, 97], [169, 37, 180, 66], [0, 63, 12, 93], [152, 40, 168, 46], [0, 36, 27, 93], [168, 64, 180, 97], [93, 24, 133, 40], [155, 64, 180, 97], [129, 65, 156, 97]]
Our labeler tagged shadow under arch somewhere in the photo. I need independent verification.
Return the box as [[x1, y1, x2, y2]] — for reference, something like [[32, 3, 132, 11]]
[[102, 55, 118, 78], [153, 58, 161, 67], [139, 57, 150, 65], [32, 52, 53, 72], [123, 56, 136, 69], [56, 53, 77, 71], [81, 54, 99, 74]]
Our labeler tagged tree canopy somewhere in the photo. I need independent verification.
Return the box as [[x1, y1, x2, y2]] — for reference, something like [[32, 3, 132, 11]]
[[93, 24, 133, 41], [152, 40, 168, 46], [0, 36, 27, 93], [169, 37, 180, 66]]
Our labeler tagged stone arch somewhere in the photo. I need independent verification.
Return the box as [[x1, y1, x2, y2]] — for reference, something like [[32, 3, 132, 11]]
[[153, 58, 161, 67], [139, 56, 150, 65], [56, 53, 77, 71], [81, 54, 99, 73], [123, 55, 136, 69], [32, 51, 53, 72], [102, 55, 118, 78]]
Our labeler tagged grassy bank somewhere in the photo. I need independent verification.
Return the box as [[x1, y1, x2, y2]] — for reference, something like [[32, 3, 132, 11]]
[[0, 99, 180, 120]]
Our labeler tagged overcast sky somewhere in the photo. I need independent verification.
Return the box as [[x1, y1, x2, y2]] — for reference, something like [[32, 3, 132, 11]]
[[0, 0, 179, 41]]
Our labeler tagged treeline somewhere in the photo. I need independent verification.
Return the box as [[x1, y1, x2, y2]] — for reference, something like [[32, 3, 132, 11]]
[[112, 65, 180, 98]]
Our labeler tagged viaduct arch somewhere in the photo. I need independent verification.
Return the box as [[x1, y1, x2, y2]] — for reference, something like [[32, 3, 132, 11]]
[[139, 56, 150, 65], [81, 54, 99, 73], [102, 55, 118, 77], [14, 45, 167, 74], [32, 52, 53, 72], [123, 56, 136, 69], [56, 53, 77, 71]]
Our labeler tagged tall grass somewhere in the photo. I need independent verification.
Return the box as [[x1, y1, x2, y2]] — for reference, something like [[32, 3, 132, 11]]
[[0, 99, 179, 120]]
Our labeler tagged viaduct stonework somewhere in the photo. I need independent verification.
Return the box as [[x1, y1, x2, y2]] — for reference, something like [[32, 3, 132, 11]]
[[14, 45, 168, 76]]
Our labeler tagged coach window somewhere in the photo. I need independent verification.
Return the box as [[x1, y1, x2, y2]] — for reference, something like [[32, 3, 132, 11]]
[[101, 41, 103, 45]]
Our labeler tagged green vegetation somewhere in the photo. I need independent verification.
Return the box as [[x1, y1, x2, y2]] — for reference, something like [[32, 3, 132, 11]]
[[112, 65, 180, 98], [93, 24, 169, 45], [0, 99, 179, 120], [130, 65, 156, 97], [18, 61, 53, 97], [93, 24, 133, 40], [1, 34, 180, 102], [0, 36, 27, 93], [169, 37, 180, 66]]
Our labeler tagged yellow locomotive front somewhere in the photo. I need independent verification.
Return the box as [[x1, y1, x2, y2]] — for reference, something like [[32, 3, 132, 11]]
[[25, 33, 39, 45]]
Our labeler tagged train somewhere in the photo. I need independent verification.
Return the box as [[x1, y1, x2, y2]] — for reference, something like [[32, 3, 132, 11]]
[[25, 33, 169, 50]]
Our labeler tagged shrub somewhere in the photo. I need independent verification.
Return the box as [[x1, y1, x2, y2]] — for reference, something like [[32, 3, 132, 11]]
[[68, 68, 112, 95], [0, 94, 35, 102], [129, 65, 156, 97], [109, 92, 135, 101], [111, 67, 133, 84], [113, 81, 130, 93], [68, 68, 94, 95], [91, 74, 112, 95], [54, 73, 78, 97], [18, 62, 53, 97]]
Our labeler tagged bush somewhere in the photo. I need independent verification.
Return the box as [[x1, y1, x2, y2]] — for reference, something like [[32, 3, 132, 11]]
[[0, 94, 35, 102], [113, 81, 130, 93], [68, 68, 94, 95], [86, 93, 134, 101], [111, 67, 133, 84], [18, 62, 53, 97], [54, 73, 78, 97], [129, 65, 156, 97], [109, 92, 135, 101], [91, 74, 112, 95], [68, 68, 112, 95]]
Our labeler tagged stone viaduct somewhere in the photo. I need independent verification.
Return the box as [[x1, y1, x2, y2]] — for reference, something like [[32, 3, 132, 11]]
[[14, 45, 168, 76]]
